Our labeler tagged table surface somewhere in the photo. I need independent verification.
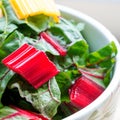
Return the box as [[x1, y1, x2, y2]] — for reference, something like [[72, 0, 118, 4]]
[[56, 1, 120, 120]]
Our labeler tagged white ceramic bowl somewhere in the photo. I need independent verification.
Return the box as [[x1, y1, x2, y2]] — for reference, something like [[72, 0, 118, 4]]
[[58, 5, 120, 120]]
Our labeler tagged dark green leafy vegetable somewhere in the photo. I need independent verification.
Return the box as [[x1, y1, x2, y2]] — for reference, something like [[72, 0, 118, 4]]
[[0, 106, 16, 117], [67, 40, 89, 66], [0, 17, 18, 44], [55, 70, 80, 102], [103, 65, 115, 86], [0, 106, 48, 120], [0, 63, 14, 108], [87, 41, 117, 67], [0, 30, 21, 60], [48, 18, 84, 46], [2, 0, 24, 25], [8, 77, 61, 118], [26, 15, 52, 33], [0, 0, 118, 119]]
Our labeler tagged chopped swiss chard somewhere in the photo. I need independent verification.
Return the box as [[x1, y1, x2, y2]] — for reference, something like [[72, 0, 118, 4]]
[[2, 44, 59, 89], [0, 1, 118, 119]]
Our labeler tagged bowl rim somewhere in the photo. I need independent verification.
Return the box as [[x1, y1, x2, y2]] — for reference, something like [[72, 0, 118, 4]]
[[57, 5, 120, 120]]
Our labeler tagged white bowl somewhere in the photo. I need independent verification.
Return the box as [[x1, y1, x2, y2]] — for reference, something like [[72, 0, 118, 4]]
[[58, 5, 120, 120]]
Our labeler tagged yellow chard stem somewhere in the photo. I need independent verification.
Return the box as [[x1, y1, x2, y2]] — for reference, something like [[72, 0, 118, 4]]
[[9, 0, 60, 22]]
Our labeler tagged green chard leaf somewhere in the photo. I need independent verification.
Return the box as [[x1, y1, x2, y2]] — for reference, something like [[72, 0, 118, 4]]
[[0, 106, 48, 120], [0, 63, 14, 108], [0, 17, 17, 42], [86, 41, 117, 68], [17, 24, 38, 38], [103, 65, 115, 86], [67, 40, 89, 66], [26, 14, 51, 34], [53, 55, 73, 71], [8, 77, 61, 119], [0, 106, 16, 118], [0, 30, 21, 60], [2, 0, 24, 25], [55, 70, 80, 102], [34, 39, 60, 56], [48, 18, 84, 46]]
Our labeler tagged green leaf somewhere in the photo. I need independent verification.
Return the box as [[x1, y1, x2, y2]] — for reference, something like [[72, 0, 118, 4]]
[[8, 77, 61, 118], [2, 0, 24, 25], [26, 14, 51, 33], [99, 57, 116, 69], [48, 18, 84, 46], [34, 39, 60, 56], [0, 63, 14, 107], [0, 106, 16, 118], [87, 41, 117, 67], [17, 24, 37, 38], [0, 30, 21, 60], [76, 22, 85, 32], [67, 40, 89, 66], [55, 70, 80, 102], [103, 65, 115, 86], [0, 17, 17, 42], [53, 55, 73, 70], [0, 106, 48, 119], [0, 17, 6, 33]]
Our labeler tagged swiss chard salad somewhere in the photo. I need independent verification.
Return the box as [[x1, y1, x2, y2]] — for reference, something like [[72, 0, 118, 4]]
[[0, 0, 117, 120]]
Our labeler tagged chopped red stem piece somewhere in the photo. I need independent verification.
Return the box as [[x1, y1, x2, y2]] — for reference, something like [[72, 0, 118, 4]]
[[2, 44, 29, 64], [2, 44, 59, 89], [40, 32, 67, 56], [69, 76, 104, 108]]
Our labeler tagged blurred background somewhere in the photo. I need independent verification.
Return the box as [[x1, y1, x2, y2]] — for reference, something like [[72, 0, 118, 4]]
[[56, 0, 120, 41]]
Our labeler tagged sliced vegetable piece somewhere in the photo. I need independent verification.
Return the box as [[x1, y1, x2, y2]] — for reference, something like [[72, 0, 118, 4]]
[[69, 76, 105, 108], [2, 44, 29, 66], [2, 44, 59, 89], [40, 32, 67, 56], [0, 106, 48, 120]]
